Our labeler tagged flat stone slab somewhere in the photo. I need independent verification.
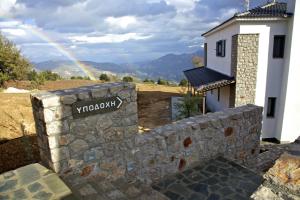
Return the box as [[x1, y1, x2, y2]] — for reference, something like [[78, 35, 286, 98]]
[[0, 163, 75, 200], [63, 175, 169, 200], [152, 157, 263, 200]]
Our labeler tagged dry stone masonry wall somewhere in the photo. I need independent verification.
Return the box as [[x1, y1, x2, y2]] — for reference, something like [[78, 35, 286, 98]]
[[31, 83, 262, 184], [133, 104, 263, 183], [231, 34, 259, 107], [31, 82, 138, 180]]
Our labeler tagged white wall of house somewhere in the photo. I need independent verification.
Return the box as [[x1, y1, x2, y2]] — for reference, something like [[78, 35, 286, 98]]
[[204, 24, 239, 112], [205, 17, 300, 141], [206, 86, 230, 112], [277, 0, 300, 142], [205, 24, 239, 76], [240, 21, 288, 139]]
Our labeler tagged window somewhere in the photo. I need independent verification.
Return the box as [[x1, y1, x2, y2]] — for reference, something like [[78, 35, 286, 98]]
[[204, 43, 207, 66], [210, 89, 213, 95], [217, 88, 221, 101], [273, 35, 285, 58], [216, 40, 226, 57], [267, 97, 276, 117]]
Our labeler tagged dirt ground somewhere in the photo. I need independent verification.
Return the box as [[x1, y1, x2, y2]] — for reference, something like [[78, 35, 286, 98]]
[[0, 80, 185, 173], [136, 83, 186, 130]]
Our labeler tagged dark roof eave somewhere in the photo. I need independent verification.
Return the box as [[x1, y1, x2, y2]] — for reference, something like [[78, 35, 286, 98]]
[[183, 67, 235, 90], [201, 15, 292, 37], [196, 80, 235, 93]]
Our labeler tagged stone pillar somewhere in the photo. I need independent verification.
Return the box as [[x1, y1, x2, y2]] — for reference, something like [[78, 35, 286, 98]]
[[31, 82, 138, 179], [231, 34, 259, 107]]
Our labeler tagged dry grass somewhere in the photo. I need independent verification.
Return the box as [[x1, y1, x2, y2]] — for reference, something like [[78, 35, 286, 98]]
[[0, 81, 186, 140], [0, 93, 34, 140]]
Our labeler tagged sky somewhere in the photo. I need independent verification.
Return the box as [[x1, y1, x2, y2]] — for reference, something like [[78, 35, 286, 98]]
[[0, 0, 270, 63]]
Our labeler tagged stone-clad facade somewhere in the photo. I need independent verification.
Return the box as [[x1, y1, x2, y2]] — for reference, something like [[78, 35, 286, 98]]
[[231, 34, 259, 107], [31, 83, 262, 184]]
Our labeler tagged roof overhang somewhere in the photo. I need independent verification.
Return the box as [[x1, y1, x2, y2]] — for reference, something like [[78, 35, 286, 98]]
[[196, 79, 235, 93], [202, 16, 290, 37], [184, 67, 235, 93]]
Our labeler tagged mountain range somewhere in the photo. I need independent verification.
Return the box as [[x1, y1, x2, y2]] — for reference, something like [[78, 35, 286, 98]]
[[34, 50, 203, 82]]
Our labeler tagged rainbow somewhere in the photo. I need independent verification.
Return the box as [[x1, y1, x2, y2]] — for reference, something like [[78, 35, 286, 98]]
[[6, 21, 97, 80], [25, 26, 97, 80]]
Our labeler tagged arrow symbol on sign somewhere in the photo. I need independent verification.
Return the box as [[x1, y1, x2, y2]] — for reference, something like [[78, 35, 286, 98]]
[[116, 96, 123, 108]]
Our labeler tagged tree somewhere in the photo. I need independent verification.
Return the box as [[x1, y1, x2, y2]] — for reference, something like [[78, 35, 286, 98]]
[[28, 70, 61, 89], [71, 76, 90, 80], [122, 76, 133, 82], [157, 78, 169, 85], [143, 78, 155, 84], [0, 33, 32, 86], [99, 73, 110, 82], [29, 71, 45, 89], [0, 72, 9, 86], [179, 79, 188, 87], [39, 70, 61, 81], [192, 56, 204, 68]]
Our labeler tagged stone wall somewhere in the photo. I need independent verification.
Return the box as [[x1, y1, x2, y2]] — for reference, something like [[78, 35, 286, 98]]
[[31, 83, 262, 184], [231, 34, 259, 107], [132, 104, 262, 183], [31, 82, 138, 179]]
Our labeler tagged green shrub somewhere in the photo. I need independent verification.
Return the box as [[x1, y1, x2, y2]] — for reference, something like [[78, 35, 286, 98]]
[[179, 79, 188, 87], [28, 70, 61, 89], [71, 76, 82, 80], [39, 70, 61, 81], [27, 70, 38, 81], [157, 78, 169, 85], [30, 73, 45, 89], [143, 78, 155, 84], [99, 74, 110, 81], [122, 76, 133, 82], [175, 93, 201, 119], [71, 76, 90, 80], [0, 72, 9, 87]]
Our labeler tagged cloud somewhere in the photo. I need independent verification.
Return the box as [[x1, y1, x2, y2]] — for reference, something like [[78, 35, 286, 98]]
[[16, 0, 85, 8], [0, 0, 268, 62], [165, 0, 200, 12], [0, 0, 25, 17], [105, 16, 138, 29], [0, 20, 21, 27], [2, 28, 26, 36], [0, 0, 16, 14], [69, 33, 152, 44]]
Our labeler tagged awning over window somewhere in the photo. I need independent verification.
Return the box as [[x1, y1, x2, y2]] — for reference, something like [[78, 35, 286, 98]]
[[184, 67, 235, 92]]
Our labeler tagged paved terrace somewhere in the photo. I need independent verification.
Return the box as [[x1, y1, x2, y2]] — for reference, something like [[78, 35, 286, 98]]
[[151, 157, 262, 200], [60, 156, 263, 200], [0, 156, 262, 200]]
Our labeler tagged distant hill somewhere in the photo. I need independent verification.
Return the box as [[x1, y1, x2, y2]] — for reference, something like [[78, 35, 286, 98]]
[[34, 50, 203, 82], [136, 50, 203, 81]]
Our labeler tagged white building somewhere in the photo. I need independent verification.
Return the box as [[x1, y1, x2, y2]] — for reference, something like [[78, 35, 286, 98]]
[[184, 0, 299, 142]]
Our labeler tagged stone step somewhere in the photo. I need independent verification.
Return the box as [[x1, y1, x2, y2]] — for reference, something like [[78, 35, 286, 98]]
[[0, 163, 74, 200], [64, 175, 169, 200]]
